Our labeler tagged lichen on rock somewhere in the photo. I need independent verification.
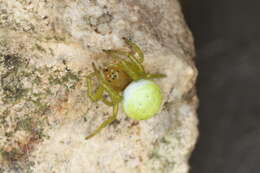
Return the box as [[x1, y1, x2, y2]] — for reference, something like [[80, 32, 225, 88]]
[[0, 0, 198, 173]]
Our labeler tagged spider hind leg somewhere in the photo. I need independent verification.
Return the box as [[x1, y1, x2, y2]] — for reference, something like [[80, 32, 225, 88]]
[[85, 103, 119, 140]]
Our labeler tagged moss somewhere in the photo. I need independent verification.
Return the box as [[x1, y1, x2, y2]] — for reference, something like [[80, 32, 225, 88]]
[[0, 52, 82, 169], [62, 70, 80, 89], [25, 162, 34, 173], [0, 54, 30, 104], [0, 54, 51, 168], [0, 148, 23, 162], [1, 74, 29, 104], [160, 137, 171, 144], [1, 77, 28, 104], [48, 69, 80, 89], [32, 100, 49, 115], [0, 39, 7, 48], [49, 48, 54, 56], [53, 35, 66, 42], [35, 43, 46, 53], [44, 88, 52, 95], [82, 15, 91, 24], [0, 148, 35, 172], [62, 70, 79, 82], [44, 34, 66, 42], [32, 75, 42, 85], [2, 54, 25, 70], [0, 109, 10, 123], [148, 150, 161, 159], [48, 75, 61, 85], [16, 117, 34, 131]]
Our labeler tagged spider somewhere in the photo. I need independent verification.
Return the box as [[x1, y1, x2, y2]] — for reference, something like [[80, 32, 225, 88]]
[[85, 38, 166, 139]]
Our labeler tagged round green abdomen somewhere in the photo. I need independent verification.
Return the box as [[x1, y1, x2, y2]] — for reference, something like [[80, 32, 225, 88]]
[[123, 79, 163, 120]]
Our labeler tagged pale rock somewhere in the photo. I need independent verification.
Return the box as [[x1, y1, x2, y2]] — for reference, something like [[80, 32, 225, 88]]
[[0, 0, 198, 173]]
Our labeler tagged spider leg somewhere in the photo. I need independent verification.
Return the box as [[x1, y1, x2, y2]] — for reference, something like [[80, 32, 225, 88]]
[[103, 50, 141, 80], [104, 49, 145, 74], [85, 102, 119, 140], [87, 75, 113, 105], [117, 59, 166, 80], [123, 37, 144, 63], [118, 60, 141, 80], [144, 73, 167, 79], [102, 96, 113, 106], [92, 63, 123, 102], [122, 38, 167, 79], [121, 39, 166, 80], [86, 72, 105, 102], [127, 54, 145, 73], [86, 63, 122, 139]]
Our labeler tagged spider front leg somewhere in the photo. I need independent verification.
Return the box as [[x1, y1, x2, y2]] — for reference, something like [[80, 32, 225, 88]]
[[86, 66, 118, 106], [85, 85, 121, 139], [123, 39, 166, 80], [105, 49, 145, 75], [86, 72, 105, 102], [123, 37, 144, 63], [85, 64, 122, 140]]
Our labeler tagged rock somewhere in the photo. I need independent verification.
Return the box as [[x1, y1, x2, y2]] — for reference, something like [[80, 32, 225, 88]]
[[0, 0, 198, 173]]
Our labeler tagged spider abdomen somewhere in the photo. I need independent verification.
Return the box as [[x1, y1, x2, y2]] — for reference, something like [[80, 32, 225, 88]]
[[123, 79, 163, 120]]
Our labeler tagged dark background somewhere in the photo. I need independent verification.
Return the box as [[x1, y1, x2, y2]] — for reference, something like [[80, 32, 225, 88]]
[[180, 0, 260, 173]]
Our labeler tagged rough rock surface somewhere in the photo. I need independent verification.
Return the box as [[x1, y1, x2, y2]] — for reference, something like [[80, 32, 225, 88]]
[[0, 0, 198, 173]]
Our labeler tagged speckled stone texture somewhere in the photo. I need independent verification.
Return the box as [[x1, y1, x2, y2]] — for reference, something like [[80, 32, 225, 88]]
[[0, 0, 198, 173]]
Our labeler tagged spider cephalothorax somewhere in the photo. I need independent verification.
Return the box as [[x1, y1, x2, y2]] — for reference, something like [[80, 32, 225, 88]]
[[86, 38, 166, 139], [102, 65, 132, 91]]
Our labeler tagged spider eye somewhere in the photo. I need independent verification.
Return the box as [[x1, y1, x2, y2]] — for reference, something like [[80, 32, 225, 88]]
[[110, 72, 118, 80]]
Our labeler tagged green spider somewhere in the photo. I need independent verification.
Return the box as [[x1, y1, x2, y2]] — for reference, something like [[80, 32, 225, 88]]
[[85, 38, 166, 139]]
